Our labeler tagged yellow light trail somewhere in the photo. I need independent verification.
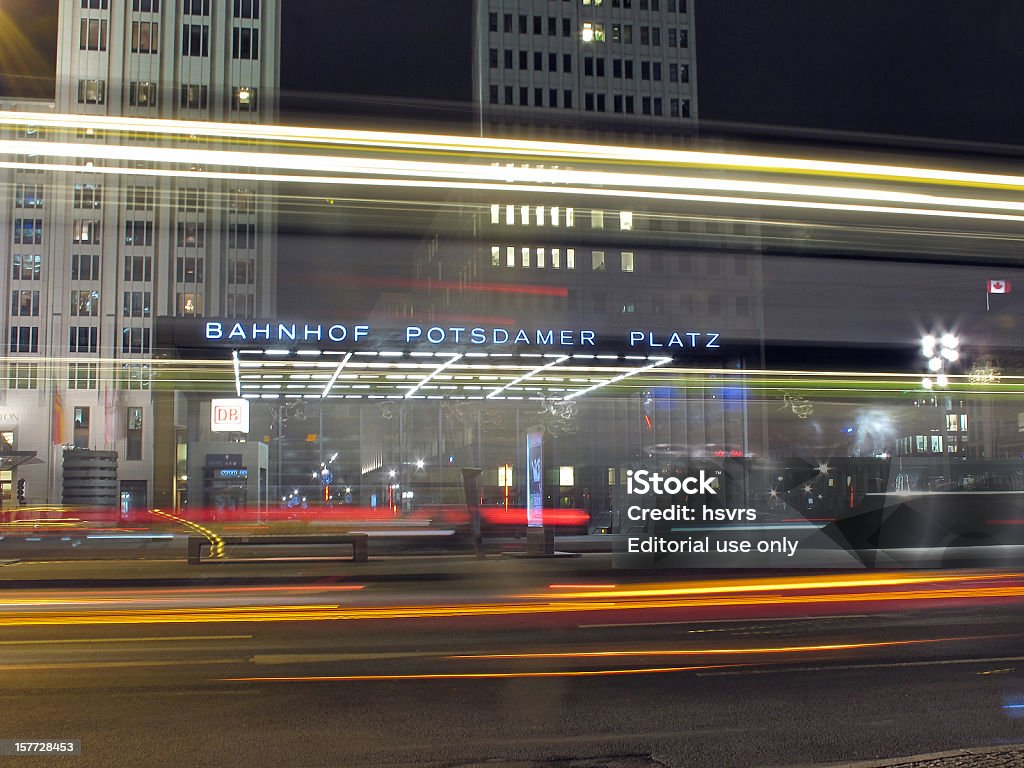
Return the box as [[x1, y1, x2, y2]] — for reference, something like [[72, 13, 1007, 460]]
[[0, 585, 1021, 627], [520, 571, 1021, 601], [6, 112, 1024, 192], [450, 638, 950, 660], [149, 508, 224, 558], [221, 664, 736, 683]]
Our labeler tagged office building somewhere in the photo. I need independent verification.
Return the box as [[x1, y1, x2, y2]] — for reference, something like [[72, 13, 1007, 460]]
[[0, 0, 279, 510]]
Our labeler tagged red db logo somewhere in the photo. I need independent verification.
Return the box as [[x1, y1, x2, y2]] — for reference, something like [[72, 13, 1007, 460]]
[[211, 399, 249, 432]]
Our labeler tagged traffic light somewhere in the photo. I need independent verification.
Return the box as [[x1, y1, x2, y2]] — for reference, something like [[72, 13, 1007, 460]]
[[16, 478, 26, 505]]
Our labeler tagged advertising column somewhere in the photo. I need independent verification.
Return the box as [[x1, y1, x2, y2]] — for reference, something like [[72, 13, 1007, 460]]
[[525, 431, 553, 554]]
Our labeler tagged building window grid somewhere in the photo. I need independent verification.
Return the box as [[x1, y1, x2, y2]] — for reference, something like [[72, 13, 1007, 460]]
[[12, 254, 41, 281], [69, 363, 98, 390], [71, 254, 100, 281], [9, 327, 39, 354], [6, 362, 38, 390], [14, 184, 43, 209], [11, 290, 40, 317], [80, 18, 107, 51], [70, 289, 100, 317]]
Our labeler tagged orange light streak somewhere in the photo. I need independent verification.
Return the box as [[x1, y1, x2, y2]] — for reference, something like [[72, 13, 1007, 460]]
[[221, 664, 737, 683], [451, 638, 950, 660]]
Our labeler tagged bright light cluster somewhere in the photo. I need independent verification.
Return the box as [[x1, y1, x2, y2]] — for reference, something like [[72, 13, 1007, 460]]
[[921, 332, 959, 389]]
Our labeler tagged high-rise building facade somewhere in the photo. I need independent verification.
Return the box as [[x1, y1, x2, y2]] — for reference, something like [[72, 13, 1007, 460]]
[[475, 0, 696, 134], [0, 0, 279, 509]]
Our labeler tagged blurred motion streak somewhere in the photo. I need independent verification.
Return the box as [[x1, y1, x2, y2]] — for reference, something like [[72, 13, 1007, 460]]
[[221, 665, 738, 683], [0, 571, 1022, 627], [148, 509, 224, 558], [450, 638, 959, 660]]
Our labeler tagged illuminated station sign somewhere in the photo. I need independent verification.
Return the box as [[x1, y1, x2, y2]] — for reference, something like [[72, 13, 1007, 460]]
[[204, 321, 721, 351]]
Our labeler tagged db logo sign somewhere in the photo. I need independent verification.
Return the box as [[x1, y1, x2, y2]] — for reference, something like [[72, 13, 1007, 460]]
[[211, 399, 250, 433]]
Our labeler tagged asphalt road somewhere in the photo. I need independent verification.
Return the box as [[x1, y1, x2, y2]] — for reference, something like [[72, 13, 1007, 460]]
[[1, 570, 1024, 767]]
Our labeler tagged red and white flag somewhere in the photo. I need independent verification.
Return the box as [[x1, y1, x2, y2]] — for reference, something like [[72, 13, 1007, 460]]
[[987, 279, 1012, 294]]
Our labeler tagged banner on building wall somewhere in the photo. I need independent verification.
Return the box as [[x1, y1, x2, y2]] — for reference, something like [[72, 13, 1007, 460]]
[[526, 431, 543, 528]]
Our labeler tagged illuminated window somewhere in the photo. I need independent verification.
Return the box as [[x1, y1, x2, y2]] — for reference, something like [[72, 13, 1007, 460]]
[[536, 248, 545, 268], [497, 465, 513, 487], [551, 248, 561, 269], [232, 87, 257, 111], [535, 205, 544, 226], [506, 246, 515, 268], [946, 414, 959, 432], [591, 210, 604, 229], [592, 251, 606, 271], [567, 249, 576, 269], [551, 207, 560, 226], [559, 466, 575, 486], [176, 292, 203, 316], [505, 205, 515, 226], [73, 407, 90, 448], [126, 407, 143, 460], [490, 204, 500, 224], [621, 251, 634, 272], [15, 184, 43, 209], [13, 255, 41, 281], [70, 290, 100, 317], [566, 208, 575, 227], [620, 211, 633, 230], [491, 246, 501, 266], [521, 247, 531, 268], [520, 205, 530, 226], [72, 219, 100, 245], [582, 22, 594, 42], [77, 79, 105, 104]]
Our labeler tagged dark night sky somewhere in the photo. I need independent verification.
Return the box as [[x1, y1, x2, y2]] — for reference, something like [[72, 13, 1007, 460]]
[[3, 1, 1024, 145]]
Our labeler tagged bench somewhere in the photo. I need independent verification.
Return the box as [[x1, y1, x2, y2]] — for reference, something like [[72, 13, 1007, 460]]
[[187, 534, 369, 565]]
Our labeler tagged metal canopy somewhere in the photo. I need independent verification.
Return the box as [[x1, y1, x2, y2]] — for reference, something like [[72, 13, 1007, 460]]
[[233, 349, 673, 401]]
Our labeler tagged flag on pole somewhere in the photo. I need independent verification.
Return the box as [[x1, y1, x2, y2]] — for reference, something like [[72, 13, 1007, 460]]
[[987, 279, 1011, 294]]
